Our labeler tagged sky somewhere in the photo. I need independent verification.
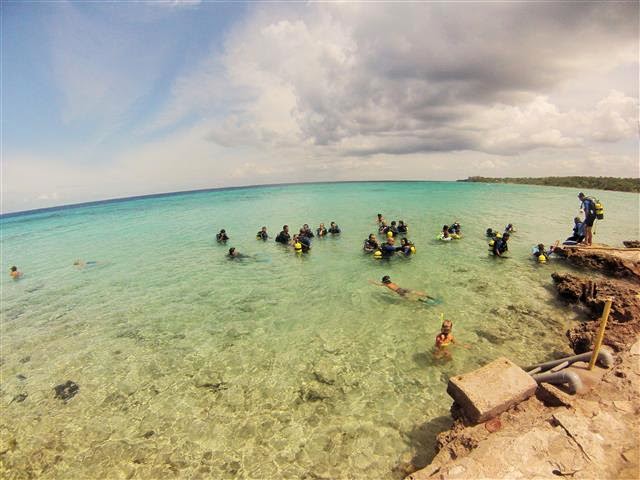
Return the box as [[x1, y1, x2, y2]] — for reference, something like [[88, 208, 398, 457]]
[[2, 1, 638, 213]]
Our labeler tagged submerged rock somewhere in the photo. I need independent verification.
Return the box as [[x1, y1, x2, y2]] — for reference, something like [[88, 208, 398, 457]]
[[53, 380, 79, 402]]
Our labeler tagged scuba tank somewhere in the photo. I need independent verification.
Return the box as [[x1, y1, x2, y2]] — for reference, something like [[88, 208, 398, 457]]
[[594, 199, 604, 220]]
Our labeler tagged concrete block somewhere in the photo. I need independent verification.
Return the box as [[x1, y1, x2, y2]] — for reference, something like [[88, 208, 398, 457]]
[[447, 357, 537, 424]]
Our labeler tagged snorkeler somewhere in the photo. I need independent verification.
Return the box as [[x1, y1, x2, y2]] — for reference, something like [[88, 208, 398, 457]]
[[316, 223, 328, 237], [329, 222, 341, 234], [363, 234, 380, 253], [275, 225, 291, 244], [370, 275, 435, 301], [9, 266, 22, 279], [73, 260, 99, 269], [216, 229, 229, 243], [397, 220, 408, 234], [256, 226, 269, 241]]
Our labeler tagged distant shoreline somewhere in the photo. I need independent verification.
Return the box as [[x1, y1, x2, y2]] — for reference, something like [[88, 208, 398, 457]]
[[458, 176, 640, 193]]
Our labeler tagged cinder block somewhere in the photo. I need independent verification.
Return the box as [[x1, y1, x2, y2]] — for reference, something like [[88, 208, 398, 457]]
[[447, 357, 538, 424]]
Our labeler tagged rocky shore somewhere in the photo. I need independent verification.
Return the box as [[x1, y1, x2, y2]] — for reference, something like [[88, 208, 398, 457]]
[[403, 242, 640, 480]]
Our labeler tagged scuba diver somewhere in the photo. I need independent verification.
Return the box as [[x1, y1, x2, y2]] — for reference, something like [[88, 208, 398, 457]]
[[486, 228, 497, 238], [301, 224, 315, 238], [216, 229, 229, 243], [316, 223, 328, 237], [329, 222, 341, 234], [532, 241, 559, 263], [384, 221, 399, 237], [369, 275, 436, 302], [449, 222, 461, 235], [504, 223, 516, 234], [578, 192, 597, 246], [378, 221, 388, 233], [363, 234, 380, 253], [563, 217, 586, 245], [380, 237, 402, 257], [399, 238, 416, 256], [397, 220, 408, 234], [491, 232, 510, 256], [293, 234, 311, 253], [275, 225, 291, 244], [228, 247, 249, 259], [256, 226, 269, 241], [438, 225, 452, 241]]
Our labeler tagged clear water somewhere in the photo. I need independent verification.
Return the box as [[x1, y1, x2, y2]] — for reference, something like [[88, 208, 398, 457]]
[[1, 181, 638, 479]]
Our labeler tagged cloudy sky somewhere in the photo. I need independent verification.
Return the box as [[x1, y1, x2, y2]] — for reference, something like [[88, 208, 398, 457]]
[[2, 1, 638, 212]]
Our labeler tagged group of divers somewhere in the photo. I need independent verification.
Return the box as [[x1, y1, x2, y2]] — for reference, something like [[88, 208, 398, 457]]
[[8, 192, 603, 360]]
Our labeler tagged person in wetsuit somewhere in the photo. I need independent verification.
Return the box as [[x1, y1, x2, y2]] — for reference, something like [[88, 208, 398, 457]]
[[491, 232, 510, 256], [316, 223, 328, 237], [578, 193, 597, 246], [301, 224, 314, 238], [275, 225, 291, 244], [329, 222, 341, 234], [216, 229, 229, 243], [397, 220, 408, 234], [399, 237, 415, 256], [563, 217, 586, 245], [363, 234, 379, 253], [256, 226, 269, 240]]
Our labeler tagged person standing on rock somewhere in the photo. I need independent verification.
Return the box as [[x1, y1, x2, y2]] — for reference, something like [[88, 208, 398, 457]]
[[578, 192, 597, 246]]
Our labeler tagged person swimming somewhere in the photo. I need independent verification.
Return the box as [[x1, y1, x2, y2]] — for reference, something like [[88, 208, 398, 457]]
[[363, 234, 379, 253], [316, 223, 328, 237], [275, 225, 291, 244], [370, 275, 435, 301], [216, 229, 229, 243], [73, 260, 99, 269], [256, 226, 269, 241], [9, 266, 22, 279], [329, 222, 341, 234]]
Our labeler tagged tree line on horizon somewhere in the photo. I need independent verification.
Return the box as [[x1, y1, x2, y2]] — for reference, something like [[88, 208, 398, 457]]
[[458, 176, 640, 193]]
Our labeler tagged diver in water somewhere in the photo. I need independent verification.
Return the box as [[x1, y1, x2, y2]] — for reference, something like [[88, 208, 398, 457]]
[[486, 228, 496, 238], [397, 220, 408, 234], [399, 238, 415, 256], [301, 224, 315, 238], [363, 234, 380, 253], [216, 229, 229, 243], [491, 232, 510, 256], [376, 213, 385, 225], [256, 226, 269, 240], [329, 222, 341, 234], [380, 236, 401, 257], [275, 225, 291, 244], [316, 223, 328, 237], [449, 222, 461, 235]]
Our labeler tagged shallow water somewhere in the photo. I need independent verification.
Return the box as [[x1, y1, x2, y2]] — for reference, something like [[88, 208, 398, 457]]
[[1, 181, 638, 478]]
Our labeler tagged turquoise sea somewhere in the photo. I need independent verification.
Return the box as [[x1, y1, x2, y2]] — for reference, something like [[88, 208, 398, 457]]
[[1, 181, 638, 479]]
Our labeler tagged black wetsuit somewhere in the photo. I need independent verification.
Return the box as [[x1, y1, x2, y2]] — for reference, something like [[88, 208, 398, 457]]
[[329, 225, 341, 234], [275, 231, 290, 244], [257, 231, 269, 240], [363, 239, 379, 252], [492, 238, 508, 256]]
